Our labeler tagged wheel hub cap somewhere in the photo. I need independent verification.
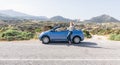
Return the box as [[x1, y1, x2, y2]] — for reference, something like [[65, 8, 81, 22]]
[[43, 37, 49, 43], [74, 37, 80, 43]]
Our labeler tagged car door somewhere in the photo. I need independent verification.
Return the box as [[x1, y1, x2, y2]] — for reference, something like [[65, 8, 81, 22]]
[[50, 30, 68, 41]]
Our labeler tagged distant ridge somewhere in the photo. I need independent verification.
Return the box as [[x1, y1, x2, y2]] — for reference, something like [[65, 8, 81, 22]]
[[0, 10, 74, 22], [0, 10, 31, 17], [50, 16, 73, 22], [0, 10, 48, 20], [0, 10, 120, 22], [85, 14, 120, 23]]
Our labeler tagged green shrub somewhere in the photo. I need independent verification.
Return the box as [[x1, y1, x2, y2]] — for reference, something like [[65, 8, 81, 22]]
[[83, 30, 92, 38], [114, 34, 120, 41], [35, 28, 42, 33], [109, 34, 116, 40], [90, 28, 120, 35], [0, 29, 34, 41], [109, 34, 120, 41]]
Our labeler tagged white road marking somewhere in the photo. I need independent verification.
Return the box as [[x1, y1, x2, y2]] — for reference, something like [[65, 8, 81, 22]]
[[0, 59, 120, 61]]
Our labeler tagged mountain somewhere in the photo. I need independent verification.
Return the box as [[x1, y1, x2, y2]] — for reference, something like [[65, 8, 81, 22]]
[[0, 10, 30, 17], [0, 10, 120, 23], [0, 13, 9, 17], [0, 12, 13, 20], [0, 10, 48, 20], [85, 14, 120, 23], [50, 16, 73, 22], [37, 16, 48, 20]]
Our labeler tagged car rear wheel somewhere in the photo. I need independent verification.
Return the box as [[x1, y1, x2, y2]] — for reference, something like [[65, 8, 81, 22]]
[[42, 36, 50, 44], [73, 36, 81, 44]]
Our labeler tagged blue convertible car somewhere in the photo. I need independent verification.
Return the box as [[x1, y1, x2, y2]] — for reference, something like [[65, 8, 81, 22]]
[[39, 26, 84, 44]]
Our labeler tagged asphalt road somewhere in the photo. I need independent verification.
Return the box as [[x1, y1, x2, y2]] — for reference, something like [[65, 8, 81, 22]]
[[0, 35, 120, 65]]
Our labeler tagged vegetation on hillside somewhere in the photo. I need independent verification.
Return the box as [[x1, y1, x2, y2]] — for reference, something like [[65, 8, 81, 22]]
[[109, 34, 120, 41], [0, 21, 120, 41], [83, 30, 92, 38], [0, 29, 33, 41]]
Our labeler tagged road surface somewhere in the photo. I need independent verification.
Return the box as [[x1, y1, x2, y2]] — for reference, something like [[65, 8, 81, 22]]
[[0, 35, 120, 65]]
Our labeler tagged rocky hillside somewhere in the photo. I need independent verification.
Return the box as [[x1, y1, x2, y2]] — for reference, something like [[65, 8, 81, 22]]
[[85, 14, 119, 23]]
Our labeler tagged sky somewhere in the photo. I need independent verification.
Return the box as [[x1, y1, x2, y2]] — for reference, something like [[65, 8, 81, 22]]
[[0, 0, 120, 20]]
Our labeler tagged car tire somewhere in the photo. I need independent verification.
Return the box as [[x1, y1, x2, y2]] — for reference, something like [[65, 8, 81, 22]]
[[73, 36, 81, 44], [42, 36, 50, 44]]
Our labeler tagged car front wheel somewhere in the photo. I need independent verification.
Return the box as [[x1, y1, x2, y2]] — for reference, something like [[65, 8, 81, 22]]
[[73, 36, 81, 44], [42, 36, 50, 44]]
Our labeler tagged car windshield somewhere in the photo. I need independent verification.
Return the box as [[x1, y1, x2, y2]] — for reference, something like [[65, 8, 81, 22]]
[[52, 26, 76, 32], [55, 27, 67, 32]]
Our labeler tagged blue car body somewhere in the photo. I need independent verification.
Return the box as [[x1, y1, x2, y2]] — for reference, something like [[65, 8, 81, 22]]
[[39, 26, 84, 42]]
